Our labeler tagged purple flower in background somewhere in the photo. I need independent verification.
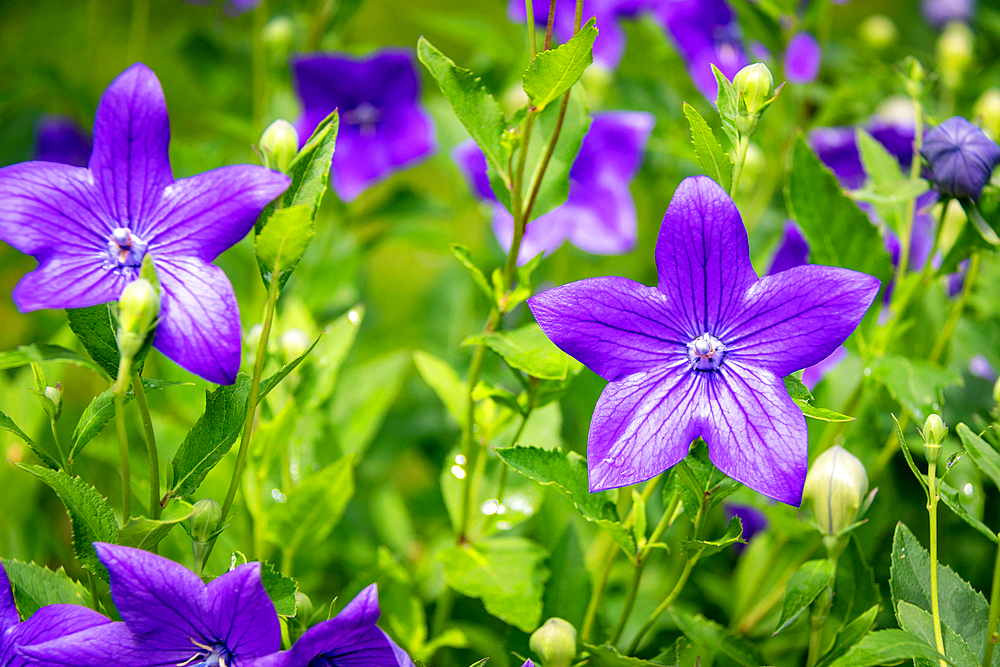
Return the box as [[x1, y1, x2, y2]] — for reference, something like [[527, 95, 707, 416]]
[[1, 563, 110, 667], [34, 116, 91, 167], [922, 0, 976, 27], [251, 584, 412, 667], [454, 111, 654, 264], [784, 32, 821, 84], [921, 116, 1000, 200], [724, 502, 769, 552], [528, 176, 880, 504], [22, 543, 280, 667], [0, 64, 290, 384], [801, 347, 848, 391], [656, 0, 748, 99], [293, 50, 435, 202], [181, 0, 260, 16], [767, 221, 809, 275], [970, 354, 998, 382]]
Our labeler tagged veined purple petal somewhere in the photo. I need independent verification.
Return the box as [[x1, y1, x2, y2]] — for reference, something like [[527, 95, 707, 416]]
[[801, 346, 848, 391], [654, 175, 757, 337], [703, 363, 808, 505], [0, 566, 17, 635], [34, 116, 92, 167], [571, 112, 654, 185], [14, 621, 143, 667], [723, 265, 880, 377], [767, 221, 809, 275], [12, 252, 124, 312], [153, 257, 242, 385], [4, 605, 111, 667], [784, 32, 821, 84], [205, 563, 280, 662]]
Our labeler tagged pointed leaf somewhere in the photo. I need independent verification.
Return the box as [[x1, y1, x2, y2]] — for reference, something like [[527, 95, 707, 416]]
[[827, 629, 949, 667], [522, 18, 597, 111], [957, 422, 1000, 492], [0, 559, 89, 618], [465, 323, 571, 380], [0, 344, 103, 375], [684, 102, 733, 192], [0, 408, 60, 470], [774, 559, 837, 634], [117, 501, 195, 550], [255, 204, 315, 291]]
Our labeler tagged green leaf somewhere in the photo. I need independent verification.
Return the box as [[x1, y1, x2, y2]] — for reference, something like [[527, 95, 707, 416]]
[[890, 522, 990, 659], [266, 453, 356, 558], [583, 644, 659, 666], [0, 407, 60, 470], [683, 515, 744, 558], [294, 306, 365, 408], [438, 536, 549, 633], [522, 18, 597, 111], [117, 501, 195, 550], [330, 350, 410, 457], [65, 304, 123, 378], [413, 351, 466, 425], [957, 422, 1000, 491], [774, 559, 837, 634], [827, 629, 949, 667], [827, 537, 882, 641], [450, 244, 493, 302], [70, 379, 187, 462], [712, 64, 739, 149], [19, 465, 118, 580], [683, 102, 733, 192], [785, 375, 854, 422], [0, 343, 103, 375], [669, 608, 762, 667], [465, 324, 571, 380], [417, 37, 508, 184], [255, 204, 315, 291], [543, 523, 591, 629], [816, 606, 880, 667], [494, 445, 635, 558], [939, 479, 999, 543], [786, 135, 894, 285], [897, 601, 979, 667], [669, 440, 741, 522], [259, 560, 298, 616], [856, 129, 905, 186], [0, 558, 89, 618], [871, 355, 962, 422]]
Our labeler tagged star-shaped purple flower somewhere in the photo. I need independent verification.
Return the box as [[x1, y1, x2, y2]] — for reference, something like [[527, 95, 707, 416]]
[[250, 584, 412, 667], [453, 111, 654, 263], [34, 116, 92, 167], [1, 563, 111, 667], [20, 543, 280, 667], [656, 0, 748, 99], [921, 116, 1000, 201], [292, 50, 436, 202], [528, 176, 880, 505], [0, 64, 290, 384]]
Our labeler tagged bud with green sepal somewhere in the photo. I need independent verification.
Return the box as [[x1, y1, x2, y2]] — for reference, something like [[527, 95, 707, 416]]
[[732, 63, 782, 137], [920, 414, 948, 466], [803, 446, 874, 552], [901, 56, 926, 99], [116, 277, 160, 365], [42, 384, 62, 421], [188, 498, 223, 572], [260, 120, 300, 174], [529, 618, 577, 667]]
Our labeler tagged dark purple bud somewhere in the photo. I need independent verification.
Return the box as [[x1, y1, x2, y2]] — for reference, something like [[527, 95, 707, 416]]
[[784, 32, 821, 84], [34, 116, 92, 167], [922, 0, 976, 28], [921, 116, 1000, 200]]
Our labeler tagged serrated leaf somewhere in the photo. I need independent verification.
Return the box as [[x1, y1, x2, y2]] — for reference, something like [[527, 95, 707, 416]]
[[785, 375, 854, 422], [583, 643, 658, 666], [683, 515, 744, 558], [0, 407, 60, 470], [494, 445, 635, 558], [0, 559, 89, 618], [259, 560, 298, 616], [897, 601, 979, 667], [774, 558, 836, 634], [438, 536, 548, 633], [712, 64, 739, 148], [522, 18, 597, 110], [0, 344, 103, 375], [827, 629, 949, 667], [117, 501, 195, 550], [20, 465, 118, 580], [957, 422, 1000, 491], [683, 102, 733, 191], [939, 480, 998, 543], [465, 324, 571, 380], [871, 355, 962, 422], [669, 608, 762, 666], [255, 204, 315, 291]]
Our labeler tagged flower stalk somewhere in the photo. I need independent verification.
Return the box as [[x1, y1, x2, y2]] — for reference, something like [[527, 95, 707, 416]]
[[984, 540, 1000, 667], [132, 370, 160, 520], [113, 358, 134, 525], [927, 456, 948, 667]]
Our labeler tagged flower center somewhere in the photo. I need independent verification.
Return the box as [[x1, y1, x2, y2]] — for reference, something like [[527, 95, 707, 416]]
[[686, 333, 726, 371], [177, 639, 232, 667], [105, 227, 148, 270], [345, 102, 381, 136]]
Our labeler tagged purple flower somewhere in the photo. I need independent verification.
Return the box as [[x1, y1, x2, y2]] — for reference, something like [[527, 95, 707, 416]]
[[181, 0, 260, 16], [0, 64, 290, 384], [250, 584, 412, 667], [1, 563, 111, 667], [724, 502, 769, 552], [292, 50, 435, 202], [34, 116, 92, 167], [767, 221, 809, 275], [784, 32, 821, 84], [922, 0, 976, 27], [970, 354, 998, 382], [801, 347, 848, 391], [656, 0, 748, 99], [527, 176, 879, 504], [21, 543, 280, 667], [921, 116, 1000, 201], [454, 111, 654, 264]]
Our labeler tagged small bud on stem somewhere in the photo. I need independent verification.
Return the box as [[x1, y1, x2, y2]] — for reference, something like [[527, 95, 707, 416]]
[[260, 120, 299, 174], [803, 446, 869, 536], [530, 618, 577, 667]]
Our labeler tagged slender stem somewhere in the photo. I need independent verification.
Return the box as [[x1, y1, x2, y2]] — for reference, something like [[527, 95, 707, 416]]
[[627, 547, 704, 655], [306, 0, 336, 51], [730, 134, 750, 197], [126, 0, 150, 64], [113, 359, 134, 525], [50, 419, 70, 474], [929, 252, 980, 364], [928, 460, 948, 667], [983, 541, 1000, 667], [525, 0, 537, 55], [502, 112, 537, 283], [806, 552, 839, 667], [542, 0, 556, 51], [251, 0, 268, 136], [498, 407, 533, 504], [897, 100, 925, 282], [131, 371, 160, 520]]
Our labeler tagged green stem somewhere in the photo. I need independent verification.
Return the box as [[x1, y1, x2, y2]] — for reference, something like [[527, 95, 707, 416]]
[[126, 0, 150, 64], [929, 252, 980, 364], [983, 541, 1000, 667], [806, 551, 840, 667], [306, 0, 336, 51], [251, 0, 268, 136], [730, 134, 750, 198], [542, 0, 556, 50], [498, 406, 533, 504], [525, 0, 537, 55], [87, 572, 101, 612], [50, 418, 70, 474], [928, 459, 948, 667], [627, 547, 704, 655], [114, 360, 134, 524], [131, 371, 160, 520]]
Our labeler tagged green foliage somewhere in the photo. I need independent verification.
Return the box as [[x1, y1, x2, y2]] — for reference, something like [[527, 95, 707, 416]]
[[683, 102, 733, 192], [785, 376, 854, 422], [871, 356, 962, 422], [0, 344, 102, 375], [775, 558, 836, 634], [683, 515, 744, 557], [542, 523, 590, 629], [897, 601, 979, 667], [0, 407, 59, 470], [826, 629, 948, 667], [450, 244, 494, 303], [0, 558, 89, 618], [259, 560, 299, 616], [413, 351, 466, 424], [669, 439, 741, 523], [118, 501, 195, 550], [816, 606, 881, 667], [668, 608, 762, 667], [329, 350, 410, 457], [255, 204, 315, 291], [957, 422, 1000, 490], [712, 64, 739, 148], [465, 323, 576, 380], [522, 18, 597, 111], [584, 644, 658, 666], [853, 129, 928, 235]]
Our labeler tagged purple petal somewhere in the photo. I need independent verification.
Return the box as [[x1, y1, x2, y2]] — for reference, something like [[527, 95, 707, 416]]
[[152, 257, 242, 385], [4, 604, 111, 667], [492, 204, 571, 263], [703, 364, 808, 505], [506, 0, 637, 69], [205, 563, 280, 661], [970, 354, 998, 382], [784, 32, 821, 84], [801, 346, 848, 391], [587, 364, 702, 491], [11, 251, 123, 312], [868, 118, 917, 172], [529, 276, 688, 382], [15, 622, 148, 667], [451, 140, 496, 202], [723, 265, 880, 377], [34, 116, 92, 167], [563, 180, 638, 255], [808, 127, 866, 190], [922, 0, 976, 27], [654, 176, 758, 337], [88, 63, 173, 230], [0, 565, 17, 634], [142, 165, 290, 263], [571, 111, 654, 185], [767, 221, 810, 275]]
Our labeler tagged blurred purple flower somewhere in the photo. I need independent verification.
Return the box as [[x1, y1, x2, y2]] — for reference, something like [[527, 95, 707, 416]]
[[656, 0, 748, 99], [528, 176, 880, 504], [921, 116, 1000, 201], [970, 354, 998, 382], [768, 221, 809, 275], [947, 258, 970, 297], [1, 563, 110, 667], [802, 347, 848, 391], [922, 0, 976, 28], [34, 116, 91, 167], [251, 584, 412, 667], [181, 0, 260, 16], [22, 544, 280, 667], [454, 111, 654, 264], [724, 502, 769, 552], [0, 64, 289, 384], [784, 32, 821, 84], [293, 50, 436, 202]]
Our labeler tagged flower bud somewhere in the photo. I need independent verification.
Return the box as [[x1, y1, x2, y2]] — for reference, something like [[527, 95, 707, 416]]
[[921, 116, 1000, 200], [974, 88, 1000, 140], [260, 120, 299, 173], [938, 21, 974, 89], [117, 278, 160, 360], [734, 63, 774, 117], [803, 446, 869, 536], [902, 57, 926, 98], [43, 384, 62, 421], [294, 592, 313, 621], [860, 15, 898, 50], [922, 414, 948, 465], [279, 328, 311, 365], [529, 618, 577, 667], [190, 498, 222, 544], [261, 16, 294, 54]]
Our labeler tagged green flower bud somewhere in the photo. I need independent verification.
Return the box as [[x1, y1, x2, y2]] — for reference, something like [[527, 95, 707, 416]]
[[529, 618, 577, 667], [994, 375, 1000, 406], [294, 592, 313, 621], [902, 56, 926, 98], [974, 88, 1000, 140], [938, 22, 974, 89], [279, 328, 311, 365], [260, 120, 299, 173], [261, 16, 294, 54], [803, 446, 869, 536], [43, 384, 62, 421], [860, 15, 898, 50], [190, 498, 222, 544], [922, 414, 948, 464], [117, 278, 160, 361], [734, 63, 774, 117]]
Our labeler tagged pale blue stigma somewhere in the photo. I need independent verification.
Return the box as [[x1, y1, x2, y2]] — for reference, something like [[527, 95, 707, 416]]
[[105, 227, 148, 270], [687, 333, 726, 371]]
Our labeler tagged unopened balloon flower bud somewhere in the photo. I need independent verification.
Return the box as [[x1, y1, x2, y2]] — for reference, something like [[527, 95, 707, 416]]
[[43, 384, 62, 421], [937, 21, 974, 89], [903, 56, 926, 98], [860, 15, 898, 50], [974, 88, 1000, 140], [529, 618, 577, 667], [190, 498, 222, 545], [294, 592, 313, 621], [922, 414, 948, 464], [117, 278, 160, 360], [921, 116, 1000, 200], [803, 446, 869, 536], [733, 63, 775, 129], [279, 328, 311, 365], [260, 120, 299, 173]]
